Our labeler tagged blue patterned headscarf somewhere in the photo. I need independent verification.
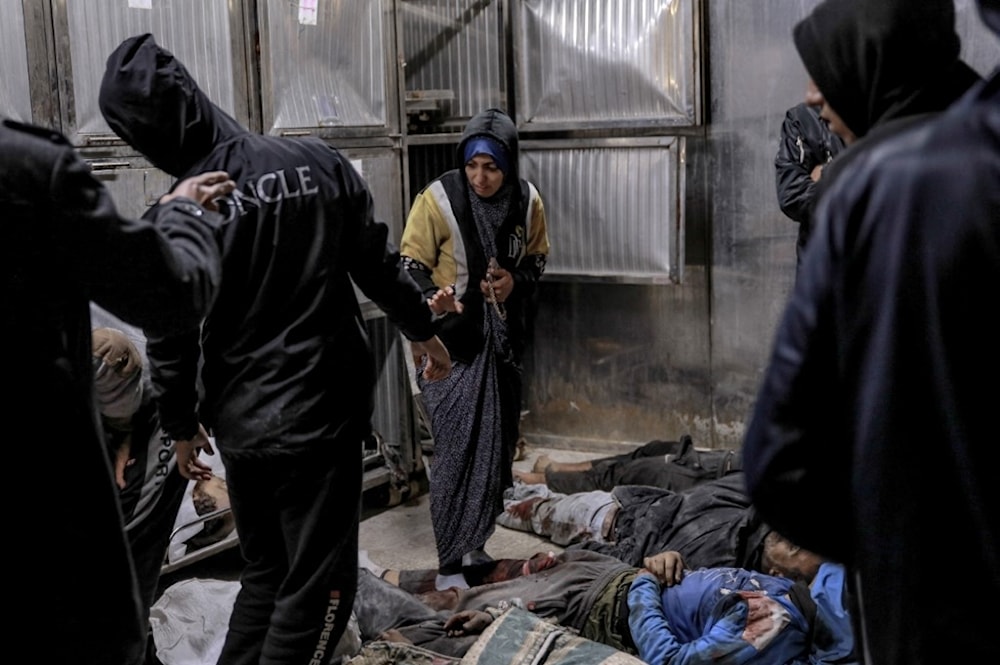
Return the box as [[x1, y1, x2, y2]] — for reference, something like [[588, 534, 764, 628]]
[[463, 136, 510, 177]]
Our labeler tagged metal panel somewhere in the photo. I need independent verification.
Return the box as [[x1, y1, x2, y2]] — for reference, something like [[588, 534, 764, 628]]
[[85, 157, 175, 221], [399, 0, 506, 133], [258, 0, 395, 137], [0, 1, 31, 122], [55, 0, 248, 147], [337, 145, 407, 311], [334, 145, 407, 243], [365, 315, 415, 477], [515, 0, 700, 130], [521, 138, 684, 283]]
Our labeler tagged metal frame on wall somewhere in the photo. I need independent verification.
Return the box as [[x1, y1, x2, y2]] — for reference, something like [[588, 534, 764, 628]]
[[511, 0, 703, 133], [397, 1, 696, 284], [256, 0, 401, 142], [521, 136, 686, 284], [48, 0, 252, 150]]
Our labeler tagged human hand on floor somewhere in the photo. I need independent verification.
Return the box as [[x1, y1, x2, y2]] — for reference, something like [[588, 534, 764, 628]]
[[641, 550, 685, 586], [522, 551, 558, 576], [176, 423, 215, 481], [444, 610, 493, 636]]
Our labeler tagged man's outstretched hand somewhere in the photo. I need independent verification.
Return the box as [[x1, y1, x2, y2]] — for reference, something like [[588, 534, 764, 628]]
[[162, 171, 236, 212]]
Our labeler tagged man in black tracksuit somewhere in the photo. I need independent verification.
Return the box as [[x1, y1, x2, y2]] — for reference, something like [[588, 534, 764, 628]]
[[99, 34, 453, 665], [744, 0, 1000, 662]]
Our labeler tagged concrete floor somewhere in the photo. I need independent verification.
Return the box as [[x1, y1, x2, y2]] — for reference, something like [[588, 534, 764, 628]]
[[357, 443, 606, 573], [158, 442, 607, 589]]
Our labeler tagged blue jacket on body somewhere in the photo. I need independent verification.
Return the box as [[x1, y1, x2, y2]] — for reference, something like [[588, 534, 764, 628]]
[[627, 563, 854, 665]]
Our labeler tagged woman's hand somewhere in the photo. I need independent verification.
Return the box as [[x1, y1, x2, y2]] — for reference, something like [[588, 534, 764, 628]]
[[412, 335, 453, 381], [480, 259, 513, 303], [428, 285, 464, 315]]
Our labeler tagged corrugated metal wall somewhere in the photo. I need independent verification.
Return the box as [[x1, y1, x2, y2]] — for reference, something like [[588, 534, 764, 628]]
[[400, 0, 506, 124], [259, 0, 389, 133], [0, 1, 30, 121], [516, 0, 698, 127], [61, 0, 245, 143]]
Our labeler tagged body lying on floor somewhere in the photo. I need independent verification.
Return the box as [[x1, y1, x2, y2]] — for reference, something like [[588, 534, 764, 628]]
[[357, 545, 855, 665]]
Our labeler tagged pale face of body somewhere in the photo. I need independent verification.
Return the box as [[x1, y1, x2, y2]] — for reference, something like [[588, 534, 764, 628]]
[[761, 531, 824, 584], [465, 153, 505, 198], [806, 78, 858, 145]]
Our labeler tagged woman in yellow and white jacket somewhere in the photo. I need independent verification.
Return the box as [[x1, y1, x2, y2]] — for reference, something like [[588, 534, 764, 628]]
[[401, 107, 549, 591]]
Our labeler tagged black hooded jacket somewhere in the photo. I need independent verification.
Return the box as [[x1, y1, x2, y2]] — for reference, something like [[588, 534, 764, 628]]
[[793, 0, 981, 202], [793, 0, 979, 141], [99, 34, 437, 453], [744, 1, 1000, 662], [775, 103, 845, 227], [575, 473, 770, 572], [3, 117, 223, 665]]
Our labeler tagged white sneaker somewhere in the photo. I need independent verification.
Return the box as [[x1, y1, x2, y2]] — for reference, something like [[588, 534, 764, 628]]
[[435, 572, 469, 590], [358, 549, 385, 578]]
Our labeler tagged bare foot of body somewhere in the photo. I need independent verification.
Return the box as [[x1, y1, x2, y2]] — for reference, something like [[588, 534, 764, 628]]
[[514, 469, 545, 484], [532, 454, 552, 473]]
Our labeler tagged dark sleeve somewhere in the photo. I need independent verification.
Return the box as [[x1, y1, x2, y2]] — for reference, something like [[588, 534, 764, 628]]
[[510, 185, 549, 297], [510, 253, 547, 299], [402, 258, 440, 298], [338, 158, 436, 342], [55, 148, 222, 336], [742, 184, 854, 564], [775, 107, 822, 224], [146, 328, 203, 441]]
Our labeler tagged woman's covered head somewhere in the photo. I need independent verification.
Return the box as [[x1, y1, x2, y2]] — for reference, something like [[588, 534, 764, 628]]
[[464, 136, 510, 177], [458, 108, 519, 199], [463, 136, 510, 198]]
